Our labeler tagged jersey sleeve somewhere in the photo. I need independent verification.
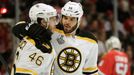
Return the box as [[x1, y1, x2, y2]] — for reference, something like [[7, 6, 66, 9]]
[[12, 21, 28, 40], [83, 43, 98, 75], [98, 53, 114, 75]]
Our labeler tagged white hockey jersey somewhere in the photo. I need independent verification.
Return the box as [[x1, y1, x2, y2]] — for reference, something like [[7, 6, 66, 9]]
[[12, 36, 56, 75], [51, 29, 98, 75]]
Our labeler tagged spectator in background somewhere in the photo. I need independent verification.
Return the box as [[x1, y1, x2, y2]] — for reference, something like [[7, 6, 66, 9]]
[[79, 16, 87, 30], [86, 17, 98, 36], [124, 16, 134, 46], [124, 44, 134, 74], [118, 0, 130, 23]]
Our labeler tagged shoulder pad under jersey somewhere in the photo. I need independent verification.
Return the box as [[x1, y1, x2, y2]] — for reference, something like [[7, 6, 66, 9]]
[[77, 30, 98, 43]]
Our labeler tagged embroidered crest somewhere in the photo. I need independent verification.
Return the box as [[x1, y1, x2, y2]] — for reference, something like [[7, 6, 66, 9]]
[[57, 35, 65, 44]]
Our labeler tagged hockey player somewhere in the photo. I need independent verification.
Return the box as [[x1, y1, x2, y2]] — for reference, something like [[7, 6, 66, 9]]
[[98, 36, 131, 75], [11, 3, 57, 75], [51, 1, 98, 75], [12, 1, 98, 75]]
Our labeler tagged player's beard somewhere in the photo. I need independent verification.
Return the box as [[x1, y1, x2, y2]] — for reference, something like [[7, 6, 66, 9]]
[[63, 24, 77, 34]]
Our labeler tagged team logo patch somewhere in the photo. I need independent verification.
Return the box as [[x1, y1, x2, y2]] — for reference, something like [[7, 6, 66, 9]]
[[57, 47, 81, 73], [57, 35, 65, 44]]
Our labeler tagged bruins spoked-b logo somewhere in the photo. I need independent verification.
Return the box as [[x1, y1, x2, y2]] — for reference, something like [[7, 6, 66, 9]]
[[57, 47, 81, 73]]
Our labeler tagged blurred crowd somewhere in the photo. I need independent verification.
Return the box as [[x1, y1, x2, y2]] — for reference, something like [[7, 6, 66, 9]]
[[0, 0, 134, 74], [0, 22, 13, 75]]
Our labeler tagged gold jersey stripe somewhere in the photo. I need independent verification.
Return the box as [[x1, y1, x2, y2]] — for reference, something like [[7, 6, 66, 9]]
[[24, 36, 36, 45], [16, 68, 38, 75], [76, 36, 97, 44], [54, 29, 64, 35], [16, 21, 26, 25], [83, 67, 98, 72], [54, 28, 75, 36], [94, 73, 99, 75]]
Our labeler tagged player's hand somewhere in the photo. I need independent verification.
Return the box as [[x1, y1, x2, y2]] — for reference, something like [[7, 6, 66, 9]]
[[34, 39, 52, 53]]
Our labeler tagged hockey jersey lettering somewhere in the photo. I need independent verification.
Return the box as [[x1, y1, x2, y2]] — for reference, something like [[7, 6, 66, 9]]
[[12, 36, 56, 75]]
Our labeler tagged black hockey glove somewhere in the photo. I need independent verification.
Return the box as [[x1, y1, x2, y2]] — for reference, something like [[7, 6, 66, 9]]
[[34, 38, 52, 53], [27, 23, 52, 42], [12, 21, 28, 40]]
